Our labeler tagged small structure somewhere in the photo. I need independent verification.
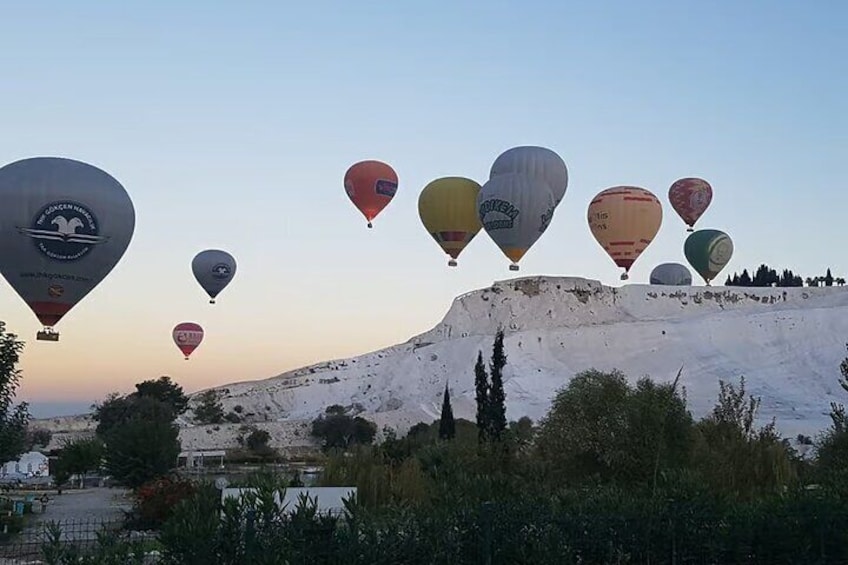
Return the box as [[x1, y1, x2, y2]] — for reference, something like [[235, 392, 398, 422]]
[[0, 451, 49, 479], [177, 450, 226, 469]]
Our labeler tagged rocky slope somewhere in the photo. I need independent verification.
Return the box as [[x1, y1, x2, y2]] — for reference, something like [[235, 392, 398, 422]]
[[37, 276, 848, 450]]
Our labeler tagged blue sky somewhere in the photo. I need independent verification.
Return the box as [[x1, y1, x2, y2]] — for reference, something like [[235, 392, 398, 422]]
[[0, 1, 845, 416]]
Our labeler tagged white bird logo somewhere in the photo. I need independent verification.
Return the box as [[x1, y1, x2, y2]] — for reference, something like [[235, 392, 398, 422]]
[[17, 214, 109, 246]]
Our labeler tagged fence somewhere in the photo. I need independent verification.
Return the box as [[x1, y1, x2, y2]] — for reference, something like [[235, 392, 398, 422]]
[[0, 517, 144, 563]]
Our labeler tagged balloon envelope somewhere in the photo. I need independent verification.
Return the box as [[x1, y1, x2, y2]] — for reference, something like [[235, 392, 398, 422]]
[[0, 156, 135, 338], [684, 229, 734, 284], [192, 249, 237, 303], [587, 186, 663, 280], [173, 322, 204, 360], [477, 173, 556, 271], [489, 146, 568, 206], [344, 160, 398, 228], [418, 177, 482, 266], [650, 262, 693, 286], [669, 177, 712, 230]]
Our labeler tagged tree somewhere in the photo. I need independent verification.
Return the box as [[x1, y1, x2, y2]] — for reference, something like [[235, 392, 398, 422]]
[[53, 437, 104, 488], [691, 376, 798, 498], [488, 329, 508, 442], [438, 382, 456, 440], [26, 427, 52, 451], [310, 405, 377, 451], [535, 369, 694, 486], [135, 376, 189, 415], [193, 389, 225, 425], [0, 322, 29, 464], [474, 351, 490, 443], [825, 268, 834, 287], [102, 395, 181, 488]]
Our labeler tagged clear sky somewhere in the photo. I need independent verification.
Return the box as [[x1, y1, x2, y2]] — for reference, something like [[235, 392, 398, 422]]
[[0, 1, 845, 417]]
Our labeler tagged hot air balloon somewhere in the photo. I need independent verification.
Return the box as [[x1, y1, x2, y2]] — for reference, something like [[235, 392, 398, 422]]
[[344, 160, 398, 228], [489, 146, 569, 206], [588, 186, 663, 280], [478, 173, 556, 271], [0, 157, 135, 341], [173, 322, 204, 360], [669, 177, 712, 231], [650, 262, 693, 286], [418, 177, 482, 267], [192, 249, 237, 304], [684, 229, 734, 285]]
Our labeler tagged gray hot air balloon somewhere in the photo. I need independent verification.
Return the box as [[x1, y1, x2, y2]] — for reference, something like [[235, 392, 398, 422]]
[[477, 172, 556, 271], [650, 262, 693, 286], [192, 249, 237, 304], [489, 146, 569, 206], [0, 157, 135, 341]]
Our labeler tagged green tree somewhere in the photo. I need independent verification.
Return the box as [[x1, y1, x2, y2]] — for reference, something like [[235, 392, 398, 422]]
[[193, 389, 225, 425], [0, 322, 29, 464], [488, 329, 508, 442], [53, 437, 105, 488], [535, 368, 694, 486], [310, 405, 377, 451], [26, 427, 52, 450], [691, 376, 798, 499], [135, 376, 189, 415], [825, 268, 835, 286], [438, 382, 456, 440], [474, 351, 490, 443], [102, 395, 181, 488]]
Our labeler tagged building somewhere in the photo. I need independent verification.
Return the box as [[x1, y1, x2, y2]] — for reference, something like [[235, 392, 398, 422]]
[[0, 451, 50, 478]]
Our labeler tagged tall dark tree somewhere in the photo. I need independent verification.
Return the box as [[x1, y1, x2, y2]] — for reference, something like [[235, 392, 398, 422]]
[[438, 381, 456, 440], [135, 376, 189, 415], [193, 389, 225, 424], [474, 351, 490, 443], [826, 268, 834, 287], [0, 322, 29, 463], [488, 329, 508, 441]]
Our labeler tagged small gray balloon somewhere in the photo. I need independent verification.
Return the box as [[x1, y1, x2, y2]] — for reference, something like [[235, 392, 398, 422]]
[[490, 146, 568, 206], [192, 249, 237, 304], [0, 157, 135, 336], [650, 262, 693, 286]]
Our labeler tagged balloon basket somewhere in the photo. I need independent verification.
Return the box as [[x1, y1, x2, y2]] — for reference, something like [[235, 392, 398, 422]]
[[184, 356, 190, 361], [509, 264, 519, 272], [367, 222, 373, 229], [687, 227, 694, 232], [209, 299, 216, 304], [620, 273, 629, 281], [36, 329, 59, 342], [448, 259, 457, 267]]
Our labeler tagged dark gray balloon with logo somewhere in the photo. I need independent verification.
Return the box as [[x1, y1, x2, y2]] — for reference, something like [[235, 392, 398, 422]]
[[477, 172, 556, 271], [192, 249, 237, 304], [0, 157, 135, 339], [649, 262, 693, 286]]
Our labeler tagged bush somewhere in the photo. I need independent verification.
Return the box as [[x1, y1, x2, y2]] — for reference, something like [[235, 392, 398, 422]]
[[131, 475, 198, 530]]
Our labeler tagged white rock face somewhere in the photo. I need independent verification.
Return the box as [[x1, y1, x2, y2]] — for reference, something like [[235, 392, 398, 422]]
[[37, 276, 848, 448]]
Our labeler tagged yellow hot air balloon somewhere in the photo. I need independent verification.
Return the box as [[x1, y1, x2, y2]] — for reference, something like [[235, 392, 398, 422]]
[[418, 177, 483, 266], [588, 186, 663, 280]]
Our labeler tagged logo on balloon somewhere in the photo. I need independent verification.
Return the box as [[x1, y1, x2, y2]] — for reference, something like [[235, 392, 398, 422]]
[[17, 201, 108, 262], [375, 179, 398, 198], [479, 198, 520, 230], [211, 263, 232, 280], [539, 205, 555, 233]]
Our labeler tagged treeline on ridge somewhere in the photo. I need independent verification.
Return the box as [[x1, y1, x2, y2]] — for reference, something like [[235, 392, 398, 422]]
[[724, 263, 845, 287]]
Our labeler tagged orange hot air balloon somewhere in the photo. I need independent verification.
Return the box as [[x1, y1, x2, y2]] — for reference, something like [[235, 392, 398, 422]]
[[588, 186, 663, 280], [344, 160, 398, 228]]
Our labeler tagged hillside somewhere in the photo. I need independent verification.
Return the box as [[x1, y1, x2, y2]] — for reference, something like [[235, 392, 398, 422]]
[[37, 277, 848, 449]]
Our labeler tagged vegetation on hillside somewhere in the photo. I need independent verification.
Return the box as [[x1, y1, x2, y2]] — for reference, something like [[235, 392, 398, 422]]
[[724, 263, 846, 287]]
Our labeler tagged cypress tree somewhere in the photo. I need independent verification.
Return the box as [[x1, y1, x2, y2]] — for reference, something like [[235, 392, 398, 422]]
[[474, 351, 490, 442], [438, 381, 456, 440], [488, 329, 508, 442]]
